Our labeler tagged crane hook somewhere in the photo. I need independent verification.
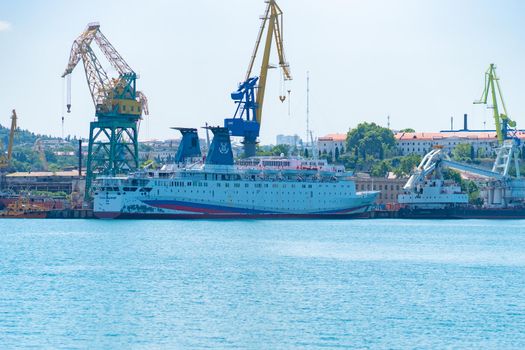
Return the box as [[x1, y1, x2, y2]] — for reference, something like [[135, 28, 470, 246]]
[[66, 75, 72, 113]]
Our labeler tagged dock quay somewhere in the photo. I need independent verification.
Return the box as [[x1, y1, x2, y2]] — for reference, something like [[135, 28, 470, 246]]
[[46, 209, 94, 219], [369, 209, 400, 219]]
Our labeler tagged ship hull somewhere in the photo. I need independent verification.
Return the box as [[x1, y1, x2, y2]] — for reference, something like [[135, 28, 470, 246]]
[[0, 212, 48, 219], [95, 210, 370, 220], [94, 199, 370, 219], [399, 207, 525, 219]]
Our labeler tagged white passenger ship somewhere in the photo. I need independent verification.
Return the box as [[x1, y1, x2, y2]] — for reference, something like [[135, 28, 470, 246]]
[[93, 127, 378, 219]]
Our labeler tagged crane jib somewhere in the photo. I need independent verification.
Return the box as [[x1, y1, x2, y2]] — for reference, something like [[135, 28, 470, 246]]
[[224, 0, 292, 158]]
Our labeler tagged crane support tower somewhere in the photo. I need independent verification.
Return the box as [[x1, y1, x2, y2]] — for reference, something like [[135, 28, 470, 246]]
[[61, 23, 149, 198], [224, 0, 292, 157], [0, 109, 17, 170]]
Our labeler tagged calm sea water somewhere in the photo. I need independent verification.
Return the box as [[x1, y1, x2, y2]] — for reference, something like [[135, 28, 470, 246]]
[[0, 219, 524, 349]]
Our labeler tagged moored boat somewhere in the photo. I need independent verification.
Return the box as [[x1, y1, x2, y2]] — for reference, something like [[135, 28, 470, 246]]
[[93, 127, 378, 219], [0, 197, 49, 218]]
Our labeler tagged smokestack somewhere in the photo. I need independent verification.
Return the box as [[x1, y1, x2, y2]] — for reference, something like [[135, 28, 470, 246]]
[[463, 113, 468, 131], [78, 139, 82, 177], [450, 116, 454, 131]]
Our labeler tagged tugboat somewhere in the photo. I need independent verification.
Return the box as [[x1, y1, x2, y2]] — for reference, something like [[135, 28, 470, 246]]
[[0, 197, 48, 219]]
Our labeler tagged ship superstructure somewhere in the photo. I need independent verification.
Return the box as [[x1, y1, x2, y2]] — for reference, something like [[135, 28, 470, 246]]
[[400, 64, 525, 211], [399, 148, 469, 209], [93, 128, 378, 219]]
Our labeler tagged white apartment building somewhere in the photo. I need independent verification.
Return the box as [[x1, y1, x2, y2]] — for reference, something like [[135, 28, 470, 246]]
[[395, 131, 525, 157], [318, 130, 525, 159], [276, 134, 303, 147], [317, 134, 346, 158]]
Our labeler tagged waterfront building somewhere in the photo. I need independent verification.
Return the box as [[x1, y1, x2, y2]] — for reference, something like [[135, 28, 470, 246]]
[[2, 170, 84, 195], [318, 130, 525, 158], [395, 131, 525, 157], [317, 134, 346, 160], [353, 173, 407, 205], [276, 134, 303, 147]]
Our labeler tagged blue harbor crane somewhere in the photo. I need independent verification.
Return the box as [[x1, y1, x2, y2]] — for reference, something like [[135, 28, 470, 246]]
[[224, 0, 292, 157]]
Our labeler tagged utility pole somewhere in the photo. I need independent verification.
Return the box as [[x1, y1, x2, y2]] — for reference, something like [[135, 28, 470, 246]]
[[306, 71, 310, 150]]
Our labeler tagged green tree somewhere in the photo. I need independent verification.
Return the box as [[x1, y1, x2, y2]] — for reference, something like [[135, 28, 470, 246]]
[[346, 122, 396, 161], [255, 145, 271, 156], [465, 180, 482, 205], [452, 143, 473, 161], [272, 144, 290, 156], [399, 128, 415, 133], [393, 154, 421, 177], [370, 160, 391, 177], [443, 168, 462, 184]]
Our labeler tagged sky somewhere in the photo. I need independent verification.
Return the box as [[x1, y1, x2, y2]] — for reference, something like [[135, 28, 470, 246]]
[[1, 0, 525, 145]]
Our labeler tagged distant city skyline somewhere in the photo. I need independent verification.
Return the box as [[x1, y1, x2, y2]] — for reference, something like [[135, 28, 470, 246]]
[[1, 0, 525, 144]]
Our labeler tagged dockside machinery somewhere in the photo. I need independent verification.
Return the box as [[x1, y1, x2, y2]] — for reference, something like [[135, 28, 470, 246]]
[[224, 0, 292, 157], [61, 23, 149, 197]]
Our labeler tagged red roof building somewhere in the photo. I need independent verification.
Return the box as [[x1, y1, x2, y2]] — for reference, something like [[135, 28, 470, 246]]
[[395, 131, 525, 156]]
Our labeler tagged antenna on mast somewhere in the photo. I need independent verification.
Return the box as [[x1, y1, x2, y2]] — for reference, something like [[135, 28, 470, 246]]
[[306, 71, 310, 149], [61, 77, 65, 139], [287, 89, 291, 116]]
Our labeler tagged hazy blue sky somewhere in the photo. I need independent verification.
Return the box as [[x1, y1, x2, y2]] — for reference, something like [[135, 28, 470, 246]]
[[1, 0, 525, 144]]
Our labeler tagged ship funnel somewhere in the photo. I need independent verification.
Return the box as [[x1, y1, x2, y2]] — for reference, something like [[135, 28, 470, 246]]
[[205, 127, 234, 165], [172, 127, 201, 163]]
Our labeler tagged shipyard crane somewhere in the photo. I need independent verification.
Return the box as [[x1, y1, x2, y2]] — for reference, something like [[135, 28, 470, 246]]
[[403, 147, 505, 192], [403, 64, 525, 207], [224, 0, 292, 157], [33, 138, 48, 171], [473, 63, 520, 178], [474, 63, 517, 144], [61, 22, 149, 197], [0, 109, 18, 170]]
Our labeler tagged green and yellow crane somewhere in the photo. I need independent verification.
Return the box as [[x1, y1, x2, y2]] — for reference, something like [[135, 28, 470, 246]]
[[474, 63, 517, 144], [474, 63, 520, 178]]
